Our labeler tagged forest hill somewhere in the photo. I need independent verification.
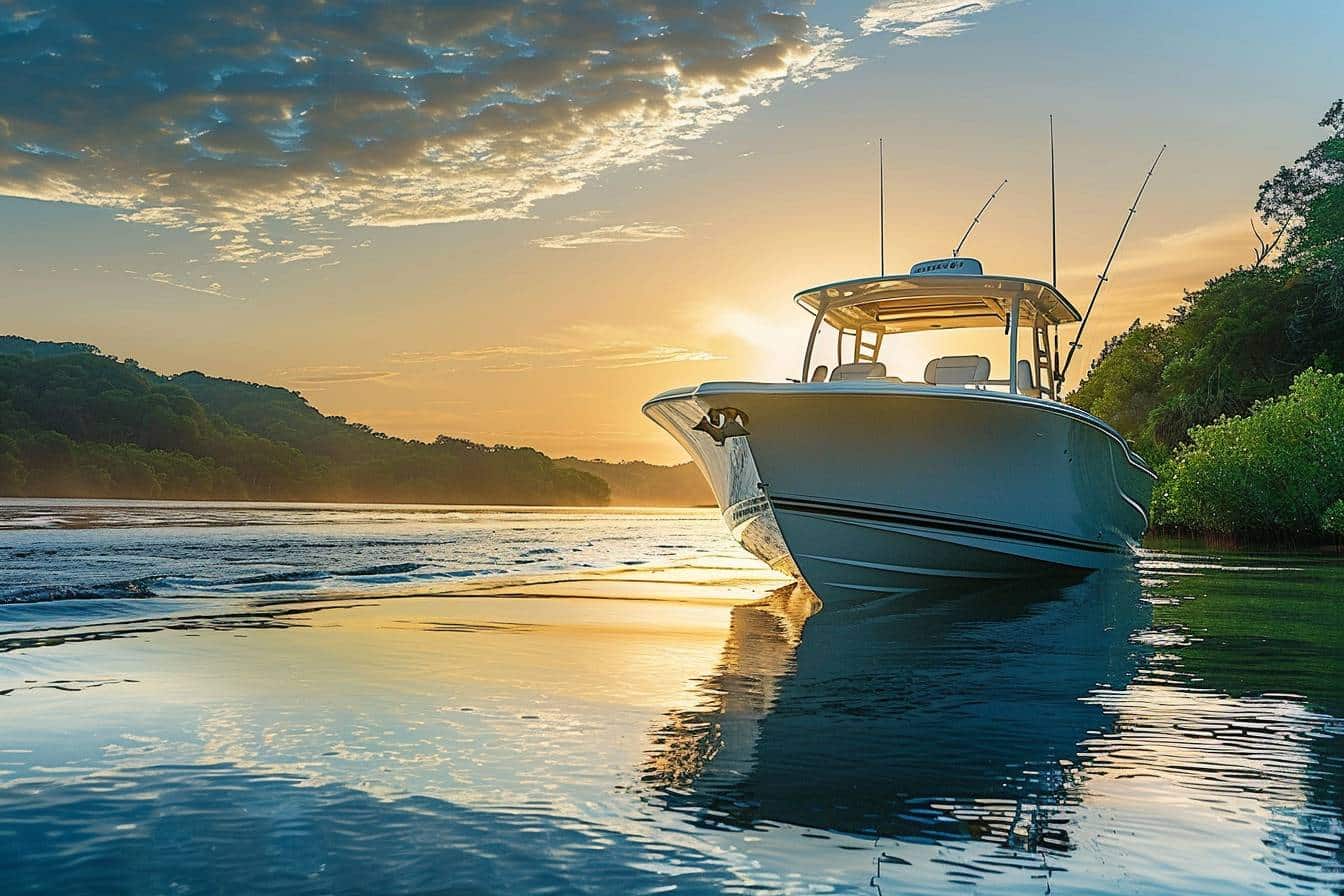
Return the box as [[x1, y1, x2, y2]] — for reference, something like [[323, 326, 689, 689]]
[[0, 336, 610, 505]]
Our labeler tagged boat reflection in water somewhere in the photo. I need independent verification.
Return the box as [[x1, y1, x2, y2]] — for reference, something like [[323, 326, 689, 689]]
[[644, 570, 1149, 858]]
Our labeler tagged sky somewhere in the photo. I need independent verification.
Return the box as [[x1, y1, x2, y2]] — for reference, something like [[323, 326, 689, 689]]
[[2, 0, 1341, 464]]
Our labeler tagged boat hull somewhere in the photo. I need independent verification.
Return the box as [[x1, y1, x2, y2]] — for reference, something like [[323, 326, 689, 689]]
[[644, 382, 1154, 606]]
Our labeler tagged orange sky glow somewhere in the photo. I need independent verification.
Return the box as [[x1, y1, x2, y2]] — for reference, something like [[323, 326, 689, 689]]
[[2, 1, 1339, 463]]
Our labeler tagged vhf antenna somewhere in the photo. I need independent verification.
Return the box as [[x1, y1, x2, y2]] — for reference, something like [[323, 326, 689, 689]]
[[1050, 115, 1060, 388], [1050, 114, 1057, 286], [1059, 143, 1167, 383], [878, 138, 886, 276], [953, 178, 1007, 257]]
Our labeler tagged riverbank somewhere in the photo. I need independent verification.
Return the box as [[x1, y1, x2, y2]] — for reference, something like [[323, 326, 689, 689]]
[[1146, 530, 1344, 556]]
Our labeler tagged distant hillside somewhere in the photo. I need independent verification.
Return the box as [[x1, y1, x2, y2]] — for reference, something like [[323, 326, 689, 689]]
[[0, 338, 608, 505], [556, 457, 713, 506]]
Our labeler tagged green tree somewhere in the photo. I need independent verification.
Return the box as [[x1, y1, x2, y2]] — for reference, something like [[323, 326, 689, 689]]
[[1257, 99, 1344, 269], [1066, 320, 1170, 460], [1070, 100, 1344, 459], [0, 339, 610, 505]]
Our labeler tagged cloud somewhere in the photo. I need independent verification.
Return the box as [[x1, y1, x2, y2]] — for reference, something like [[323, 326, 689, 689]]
[[531, 222, 685, 249], [1057, 215, 1257, 300], [859, 1, 1010, 44], [391, 327, 725, 372], [0, 1, 856, 263], [1053, 214, 1258, 387], [128, 269, 248, 301], [564, 209, 612, 224], [277, 365, 398, 386]]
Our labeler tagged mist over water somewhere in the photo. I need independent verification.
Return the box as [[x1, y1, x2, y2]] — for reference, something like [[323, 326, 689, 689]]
[[1, 501, 1340, 894]]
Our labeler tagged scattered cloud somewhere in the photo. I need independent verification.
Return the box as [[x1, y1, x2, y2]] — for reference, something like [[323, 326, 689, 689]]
[[564, 209, 613, 224], [126, 269, 248, 301], [279, 244, 336, 265], [391, 326, 725, 372], [1058, 215, 1256, 300], [859, 1, 1011, 44], [277, 365, 399, 387], [531, 222, 686, 249], [0, 1, 856, 263], [1053, 214, 1257, 388]]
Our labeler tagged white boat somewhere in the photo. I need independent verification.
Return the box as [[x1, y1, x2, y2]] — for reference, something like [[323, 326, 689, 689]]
[[644, 258, 1156, 607]]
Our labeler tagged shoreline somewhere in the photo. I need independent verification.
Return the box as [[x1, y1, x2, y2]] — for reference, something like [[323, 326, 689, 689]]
[[1145, 529, 1344, 555]]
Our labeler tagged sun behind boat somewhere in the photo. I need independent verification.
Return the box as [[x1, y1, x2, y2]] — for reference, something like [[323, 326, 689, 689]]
[[643, 257, 1156, 607]]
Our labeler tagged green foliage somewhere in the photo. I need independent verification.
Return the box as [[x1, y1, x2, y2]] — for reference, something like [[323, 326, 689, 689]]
[[0, 342, 609, 505], [1067, 320, 1171, 461], [1070, 263, 1344, 464], [1322, 499, 1344, 538], [1256, 98, 1344, 270], [0, 335, 100, 359], [1068, 101, 1344, 541], [1153, 369, 1344, 539], [1071, 100, 1344, 467]]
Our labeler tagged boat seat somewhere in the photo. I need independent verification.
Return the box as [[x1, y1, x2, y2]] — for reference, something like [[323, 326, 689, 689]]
[[830, 361, 887, 381], [1016, 359, 1042, 398], [810, 364, 829, 382], [923, 355, 991, 385]]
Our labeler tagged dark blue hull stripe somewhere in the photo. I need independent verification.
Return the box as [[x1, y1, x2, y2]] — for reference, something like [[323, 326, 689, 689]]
[[768, 496, 1123, 555]]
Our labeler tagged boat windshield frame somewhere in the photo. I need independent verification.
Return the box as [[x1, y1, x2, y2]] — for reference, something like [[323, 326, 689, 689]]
[[796, 274, 1079, 399]]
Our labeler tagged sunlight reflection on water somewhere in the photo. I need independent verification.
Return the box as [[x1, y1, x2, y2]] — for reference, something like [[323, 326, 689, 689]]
[[0, 501, 1340, 894]]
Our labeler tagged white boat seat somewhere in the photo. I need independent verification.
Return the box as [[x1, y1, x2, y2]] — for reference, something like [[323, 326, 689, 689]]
[[1016, 359, 1042, 398], [923, 355, 991, 385], [830, 361, 887, 381]]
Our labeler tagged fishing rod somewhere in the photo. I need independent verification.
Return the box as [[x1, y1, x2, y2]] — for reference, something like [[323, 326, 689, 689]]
[[1059, 143, 1166, 384], [953, 178, 1007, 258]]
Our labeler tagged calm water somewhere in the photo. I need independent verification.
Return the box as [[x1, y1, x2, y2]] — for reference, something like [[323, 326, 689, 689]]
[[1, 500, 1341, 894]]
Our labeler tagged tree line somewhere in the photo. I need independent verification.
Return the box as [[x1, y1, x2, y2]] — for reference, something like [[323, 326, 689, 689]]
[[1069, 100, 1344, 541], [0, 337, 610, 505]]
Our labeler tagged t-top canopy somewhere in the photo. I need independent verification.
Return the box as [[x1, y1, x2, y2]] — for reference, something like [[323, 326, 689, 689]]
[[795, 273, 1082, 334]]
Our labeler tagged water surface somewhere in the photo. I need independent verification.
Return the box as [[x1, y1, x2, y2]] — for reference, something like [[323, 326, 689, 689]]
[[1, 500, 1340, 894]]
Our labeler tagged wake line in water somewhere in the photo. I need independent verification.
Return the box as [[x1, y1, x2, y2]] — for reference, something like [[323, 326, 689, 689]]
[[0, 578, 164, 605], [0, 563, 512, 605], [230, 562, 426, 585]]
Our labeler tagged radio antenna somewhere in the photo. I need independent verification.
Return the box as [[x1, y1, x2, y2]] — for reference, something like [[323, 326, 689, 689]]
[[1049, 115, 1057, 285], [1060, 143, 1167, 382], [878, 138, 886, 276], [1049, 116, 1060, 393], [953, 178, 1007, 258]]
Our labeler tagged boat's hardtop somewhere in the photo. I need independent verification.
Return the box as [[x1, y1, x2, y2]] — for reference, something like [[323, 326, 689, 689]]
[[795, 269, 1081, 335]]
